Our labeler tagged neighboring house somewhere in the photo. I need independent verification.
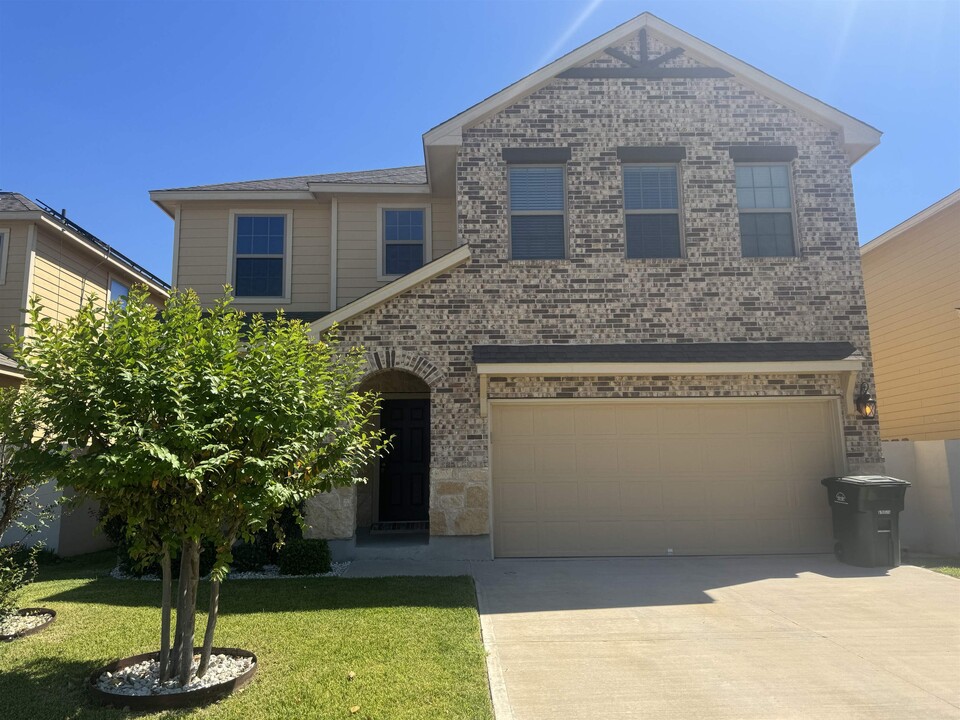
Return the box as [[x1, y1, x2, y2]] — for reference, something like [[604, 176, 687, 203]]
[[151, 13, 883, 560], [861, 190, 960, 442], [861, 190, 960, 554], [0, 191, 170, 555]]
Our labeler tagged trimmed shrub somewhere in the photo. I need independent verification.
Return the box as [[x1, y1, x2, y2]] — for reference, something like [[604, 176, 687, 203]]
[[230, 541, 272, 572], [278, 539, 332, 576]]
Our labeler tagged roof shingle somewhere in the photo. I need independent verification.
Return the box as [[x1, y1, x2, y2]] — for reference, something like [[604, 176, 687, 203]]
[[161, 166, 427, 192], [0, 193, 43, 212]]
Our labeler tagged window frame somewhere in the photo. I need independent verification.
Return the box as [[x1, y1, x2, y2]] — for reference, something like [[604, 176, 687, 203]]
[[226, 209, 293, 303], [377, 204, 432, 281], [622, 162, 685, 259], [107, 275, 130, 306], [734, 162, 800, 258], [0, 228, 9, 285], [507, 164, 568, 261]]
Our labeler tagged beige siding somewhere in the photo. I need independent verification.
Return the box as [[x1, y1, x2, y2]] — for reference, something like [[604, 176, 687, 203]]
[[337, 197, 456, 307], [862, 202, 960, 441], [175, 200, 331, 313], [30, 225, 166, 324], [0, 221, 31, 352]]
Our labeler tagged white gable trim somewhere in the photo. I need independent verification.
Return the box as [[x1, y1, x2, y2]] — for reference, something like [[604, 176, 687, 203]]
[[423, 13, 880, 163], [861, 189, 960, 255], [311, 244, 470, 335]]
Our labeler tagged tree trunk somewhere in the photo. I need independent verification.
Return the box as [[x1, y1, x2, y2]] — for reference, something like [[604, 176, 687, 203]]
[[196, 579, 221, 678], [169, 544, 191, 681], [177, 540, 200, 686], [158, 546, 173, 682]]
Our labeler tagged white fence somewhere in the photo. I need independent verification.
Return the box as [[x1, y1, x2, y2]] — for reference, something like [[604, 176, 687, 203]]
[[883, 439, 960, 556]]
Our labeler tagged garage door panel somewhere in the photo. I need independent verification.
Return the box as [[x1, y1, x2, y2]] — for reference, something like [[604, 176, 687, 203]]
[[539, 521, 583, 555], [536, 444, 578, 476], [659, 438, 705, 473], [658, 405, 703, 434], [540, 481, 580, 518], [497, 521, 539, 556], [790, 437, 837, 477], [534, 406, 576, 436], [575, 405, 618, 435], [708, 479, 755, 516], [662, 480, 713, 515], [495, 405, 536, 438], [747, 404, 790, 432], [618, 441, 662, 473], [492, 399, 842, 557], [616, 406, 659, 435], [699, 404, 750, 433], [577, 443, 622, 475], [492, 443, 535, 475], [581, 480, 622, 516], [496, 482, 538, 519], [621, 481, 663, 513], [751, 480, 794, 512]]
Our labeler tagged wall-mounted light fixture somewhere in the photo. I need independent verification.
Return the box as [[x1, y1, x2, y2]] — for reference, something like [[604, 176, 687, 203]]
[[855, 383, 877, 419]]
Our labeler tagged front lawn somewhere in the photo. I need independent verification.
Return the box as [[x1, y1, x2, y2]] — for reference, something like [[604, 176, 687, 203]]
[[904, 551, 960, 579], [0, 551, 493, 720]]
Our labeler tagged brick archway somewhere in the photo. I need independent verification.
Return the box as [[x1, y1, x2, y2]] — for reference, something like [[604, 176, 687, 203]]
[[361, 349, 444, 390]]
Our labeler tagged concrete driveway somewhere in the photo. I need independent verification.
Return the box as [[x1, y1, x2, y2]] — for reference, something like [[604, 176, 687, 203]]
[[471, 556, 960, 720]]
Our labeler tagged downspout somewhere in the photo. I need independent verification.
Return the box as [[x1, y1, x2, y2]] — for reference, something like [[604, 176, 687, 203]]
[[329, 196, 338, 312]]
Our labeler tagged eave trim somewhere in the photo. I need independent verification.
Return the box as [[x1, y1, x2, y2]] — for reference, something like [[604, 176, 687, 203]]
[[311, 245, 471, 334]]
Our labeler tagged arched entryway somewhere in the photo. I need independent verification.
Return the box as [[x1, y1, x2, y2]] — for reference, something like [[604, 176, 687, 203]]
[[357, 369, 431, 536]]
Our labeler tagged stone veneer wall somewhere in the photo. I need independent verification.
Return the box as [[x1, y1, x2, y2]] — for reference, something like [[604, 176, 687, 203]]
[[312, 29, 883, 539]]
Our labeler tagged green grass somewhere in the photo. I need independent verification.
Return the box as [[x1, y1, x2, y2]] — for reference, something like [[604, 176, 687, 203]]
[[904, 552, 960, 579], [0, 551, 494, 720]]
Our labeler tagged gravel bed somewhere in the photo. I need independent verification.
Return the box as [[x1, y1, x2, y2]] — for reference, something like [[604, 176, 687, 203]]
[[96, 653, 253, 696], [110, 561, 350, 581], [0, 610, 53, 637]]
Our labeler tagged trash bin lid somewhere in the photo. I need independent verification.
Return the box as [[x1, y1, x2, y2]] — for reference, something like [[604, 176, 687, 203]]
[[822, 475, 911, 486]]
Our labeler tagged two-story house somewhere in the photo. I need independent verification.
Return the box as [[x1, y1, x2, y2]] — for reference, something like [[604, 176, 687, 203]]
[[0, 192, 170, 554], [151, 13, 883, 561]]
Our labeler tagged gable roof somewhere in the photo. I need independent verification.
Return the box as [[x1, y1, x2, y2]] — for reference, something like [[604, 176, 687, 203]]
[[0, 193, 43, 213], [861, 189, 960, 255], [159, 165, 427, 192], [0, 193, 170, 294], [423, 12, 881, 164]]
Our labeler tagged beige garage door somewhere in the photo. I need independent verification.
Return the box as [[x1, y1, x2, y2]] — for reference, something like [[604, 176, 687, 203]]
[[492, 399, 843, 557]]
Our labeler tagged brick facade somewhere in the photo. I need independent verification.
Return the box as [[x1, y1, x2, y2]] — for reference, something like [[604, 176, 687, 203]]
[[321, 29, 882, 539]]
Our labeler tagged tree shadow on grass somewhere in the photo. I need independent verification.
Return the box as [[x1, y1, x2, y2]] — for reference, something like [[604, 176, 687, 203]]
[[39, 574, 479, 615], [0, 655, 122, 720]]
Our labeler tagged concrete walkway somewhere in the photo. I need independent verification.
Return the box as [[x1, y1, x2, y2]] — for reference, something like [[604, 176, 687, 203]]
[[346, 555, 960, 719]]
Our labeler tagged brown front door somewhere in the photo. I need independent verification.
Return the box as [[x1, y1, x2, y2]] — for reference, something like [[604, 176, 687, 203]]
[[379, 399, 430, 522]]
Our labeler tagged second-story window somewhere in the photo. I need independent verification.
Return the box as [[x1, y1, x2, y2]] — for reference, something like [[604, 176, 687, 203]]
[[234, 215, 285, 297], [382, 209, 426, 276], [736, 164, 797, 257], [509, 166, 565, 259], [623, 165, 682, 258], [109, 278, 130, 308]]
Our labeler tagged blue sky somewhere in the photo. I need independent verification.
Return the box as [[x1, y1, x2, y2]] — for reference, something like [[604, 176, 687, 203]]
[[1, 0, 957, 283]]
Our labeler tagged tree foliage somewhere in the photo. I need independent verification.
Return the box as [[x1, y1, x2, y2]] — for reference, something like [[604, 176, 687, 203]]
[[16, 287, 385, 682], [0, 384, 51, 619]]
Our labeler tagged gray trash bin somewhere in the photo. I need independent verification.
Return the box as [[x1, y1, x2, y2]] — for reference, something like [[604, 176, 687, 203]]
[[821, 475, 911, 568]]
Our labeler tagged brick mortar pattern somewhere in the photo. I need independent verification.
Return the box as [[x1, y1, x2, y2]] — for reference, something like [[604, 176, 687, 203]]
[[327, 29, 882, 538]]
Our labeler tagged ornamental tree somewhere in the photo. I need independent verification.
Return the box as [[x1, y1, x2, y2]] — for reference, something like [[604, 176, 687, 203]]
[[0, 384, 51, 618], [16, 287, 385, 684]]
